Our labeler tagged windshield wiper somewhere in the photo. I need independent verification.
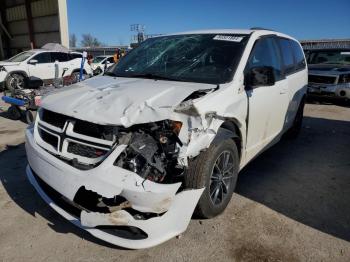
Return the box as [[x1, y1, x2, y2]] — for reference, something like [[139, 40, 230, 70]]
[[126, 73, 183, 82]]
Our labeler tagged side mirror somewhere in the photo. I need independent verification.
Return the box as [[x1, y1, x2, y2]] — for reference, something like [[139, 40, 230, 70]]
[[245, 66, 275, 88], [28, 59, 38, 65]]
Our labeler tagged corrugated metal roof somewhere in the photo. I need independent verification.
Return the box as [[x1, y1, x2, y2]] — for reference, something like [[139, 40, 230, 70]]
[[31, 0, 58, 17], [6, 5, 27, 22], [300, 39, 350, 50]]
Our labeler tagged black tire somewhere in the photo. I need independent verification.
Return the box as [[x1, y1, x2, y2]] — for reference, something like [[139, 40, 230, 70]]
[[7, 105, 22, 120], [185, 138, 239, 218], [26, 110, 34, 124], [285, 97, 305, 139], [6, 73, 25, 93], [71, 72, 80, 83]]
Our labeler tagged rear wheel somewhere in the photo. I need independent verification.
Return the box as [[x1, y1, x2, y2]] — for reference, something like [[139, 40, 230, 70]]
[[96, 67, 102, 75], [6, 73, 25, 93], [185, 138, 239, 218], [71, 72, 80, 83]]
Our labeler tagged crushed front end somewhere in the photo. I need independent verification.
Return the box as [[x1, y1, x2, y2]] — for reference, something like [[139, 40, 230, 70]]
[[25, 108, 204, 249]]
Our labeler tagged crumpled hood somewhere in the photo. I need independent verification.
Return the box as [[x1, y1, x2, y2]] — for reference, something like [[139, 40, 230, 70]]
[[309, 64, 350, 75], [41, 76, 215, 126], [0, 61, 21, 67]]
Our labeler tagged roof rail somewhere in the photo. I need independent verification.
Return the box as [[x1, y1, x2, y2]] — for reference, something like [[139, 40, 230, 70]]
[[250, 27, 275, 31]]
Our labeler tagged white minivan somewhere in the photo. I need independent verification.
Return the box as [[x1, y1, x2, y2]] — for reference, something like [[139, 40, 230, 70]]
[[25, 29, 307, 249]]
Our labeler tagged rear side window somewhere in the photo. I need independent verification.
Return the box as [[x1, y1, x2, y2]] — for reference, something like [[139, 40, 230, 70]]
[[278, 38, 294, 74], [247, 37, 283, 81], [51, 52, 69, 62], [69, 53, 82, 60], [290, 41, 306, 70], [32, 52, 51, 64]]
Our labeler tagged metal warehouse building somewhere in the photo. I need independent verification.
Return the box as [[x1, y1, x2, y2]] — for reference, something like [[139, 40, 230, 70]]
[[300, 39, 350, 50], [0, 0, 68, 59]]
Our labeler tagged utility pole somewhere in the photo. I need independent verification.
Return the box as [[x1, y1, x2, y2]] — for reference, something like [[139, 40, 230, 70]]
[[130, 24, 145, 44]]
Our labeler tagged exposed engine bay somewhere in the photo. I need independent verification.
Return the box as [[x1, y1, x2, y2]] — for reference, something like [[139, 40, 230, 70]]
[[114, 120, 184, 183]]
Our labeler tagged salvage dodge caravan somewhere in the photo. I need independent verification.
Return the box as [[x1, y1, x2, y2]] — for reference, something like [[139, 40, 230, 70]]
[[25, 29, 307, 249]]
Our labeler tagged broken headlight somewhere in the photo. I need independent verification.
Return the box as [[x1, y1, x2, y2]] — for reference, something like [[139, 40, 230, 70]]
[[115, 120, 183, 182]]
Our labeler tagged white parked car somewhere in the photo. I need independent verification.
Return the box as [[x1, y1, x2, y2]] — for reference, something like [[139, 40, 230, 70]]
[[0, 50, 93, 91], [25, 29, 307, 249], [90, 55, 115, 75]]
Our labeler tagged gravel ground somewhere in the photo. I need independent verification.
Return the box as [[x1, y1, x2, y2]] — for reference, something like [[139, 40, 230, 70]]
[[0, 96, 349, 262]]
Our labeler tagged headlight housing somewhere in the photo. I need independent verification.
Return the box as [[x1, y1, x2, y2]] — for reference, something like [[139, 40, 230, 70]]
[[339, 74, 350, 84], [0, 66, 6, 72]]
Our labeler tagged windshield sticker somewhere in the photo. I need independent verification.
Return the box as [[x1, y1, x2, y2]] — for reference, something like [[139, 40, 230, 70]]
[[340, 52, 350, 55], [213, 35, 243, 42]]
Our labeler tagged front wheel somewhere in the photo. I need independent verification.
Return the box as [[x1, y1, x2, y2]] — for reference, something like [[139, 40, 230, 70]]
[[6, 73, 25, 93], [185, 138, 239, 218]]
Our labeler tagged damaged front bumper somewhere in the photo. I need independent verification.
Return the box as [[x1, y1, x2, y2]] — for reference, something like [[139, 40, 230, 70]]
[[25, 127, 204, 249], [307, 83, 350, 99]]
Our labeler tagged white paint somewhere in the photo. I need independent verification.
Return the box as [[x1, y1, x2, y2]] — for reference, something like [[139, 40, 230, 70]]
[[24, 28, 308, 249], [0, 49, 93, 83]]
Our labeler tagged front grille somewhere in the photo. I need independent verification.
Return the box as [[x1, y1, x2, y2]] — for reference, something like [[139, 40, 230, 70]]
[[67, 142, 108, 159], [309, 74, 337, 84], [41, 109, 68, 129], [73, 119, 115, 141], [36, 109, 116, 166], [38, 128, 58, 149]]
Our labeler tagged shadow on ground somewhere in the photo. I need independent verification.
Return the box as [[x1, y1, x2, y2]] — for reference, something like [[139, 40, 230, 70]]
[[307, 96, 350, 108], [0, 115, 349, 247], [0, 109, 28, 124], [0, 144, 118, 249], [237, 116, 350, 241]]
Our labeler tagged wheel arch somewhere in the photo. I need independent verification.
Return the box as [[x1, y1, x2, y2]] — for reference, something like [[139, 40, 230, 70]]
[[6, 70, 28, 79], [215, 119, 243, 159]]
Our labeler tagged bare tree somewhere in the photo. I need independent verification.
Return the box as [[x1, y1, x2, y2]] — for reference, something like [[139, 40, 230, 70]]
[[69, 33, 77, 48], [80, 34, 101, 47]]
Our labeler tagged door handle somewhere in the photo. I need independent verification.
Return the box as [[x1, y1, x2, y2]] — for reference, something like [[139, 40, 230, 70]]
[[280, 86, 287, 94]]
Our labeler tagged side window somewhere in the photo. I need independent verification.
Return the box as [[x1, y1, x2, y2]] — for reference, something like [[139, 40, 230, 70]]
[[32, 52, 51, 64], [290, 41, 306, 70], [107, 57, 114, 63], [51, 52, 69, 62], [69, 53, 82, 60], [247, 37, 283, 81], [278, 38, 295, 74]]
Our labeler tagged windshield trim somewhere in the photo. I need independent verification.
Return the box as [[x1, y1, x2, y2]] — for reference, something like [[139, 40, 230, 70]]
[[109, 33, 250, 85]]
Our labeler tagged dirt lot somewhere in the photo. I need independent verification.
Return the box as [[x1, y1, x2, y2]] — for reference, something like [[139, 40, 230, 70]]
[[0, 96, 349, 262]]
